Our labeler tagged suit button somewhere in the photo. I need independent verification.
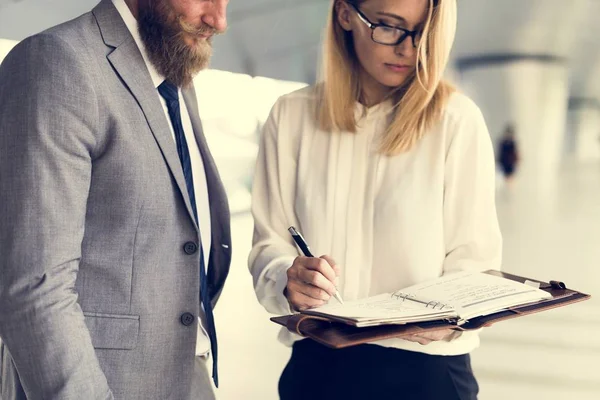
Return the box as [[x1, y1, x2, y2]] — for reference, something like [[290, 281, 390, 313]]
[[180, 312, 195, 326], [183, 242, 198, 255]]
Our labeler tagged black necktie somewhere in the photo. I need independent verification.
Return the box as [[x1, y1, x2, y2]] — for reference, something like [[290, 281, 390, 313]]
[[158, 80, 220, 387]]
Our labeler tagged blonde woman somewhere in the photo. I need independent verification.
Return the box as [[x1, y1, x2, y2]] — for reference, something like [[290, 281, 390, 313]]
[[249, 0, 501, 398]]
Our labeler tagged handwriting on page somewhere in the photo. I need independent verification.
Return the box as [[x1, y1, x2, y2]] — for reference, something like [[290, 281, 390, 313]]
[[399, 271, 546, 313], [441, 284, 534, 308]]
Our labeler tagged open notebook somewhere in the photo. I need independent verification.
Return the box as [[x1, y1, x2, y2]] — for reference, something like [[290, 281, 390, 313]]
[[272, 270, 590, 349], [302, 270, 553, 327]]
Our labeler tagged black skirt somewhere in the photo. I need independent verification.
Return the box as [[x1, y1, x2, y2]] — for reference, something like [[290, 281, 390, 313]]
[[279, 339, 479, 400]]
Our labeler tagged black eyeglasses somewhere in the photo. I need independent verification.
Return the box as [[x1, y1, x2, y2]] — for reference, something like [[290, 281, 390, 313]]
[[348, 3, 422, 48]]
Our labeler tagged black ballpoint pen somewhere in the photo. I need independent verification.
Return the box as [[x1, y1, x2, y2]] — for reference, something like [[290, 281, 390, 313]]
[[288, 226, 344, 304]]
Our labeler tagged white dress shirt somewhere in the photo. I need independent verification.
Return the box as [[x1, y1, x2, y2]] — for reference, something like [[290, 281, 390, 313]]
[[112, 0, 212, 357], [249, 86, 502, 355]]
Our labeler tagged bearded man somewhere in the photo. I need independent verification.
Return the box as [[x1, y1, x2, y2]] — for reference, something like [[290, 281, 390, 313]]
[[0, 1, 232, 399]]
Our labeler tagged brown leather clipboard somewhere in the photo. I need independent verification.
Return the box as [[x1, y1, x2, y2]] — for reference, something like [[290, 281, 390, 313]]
[[270, 271, 591, 349]]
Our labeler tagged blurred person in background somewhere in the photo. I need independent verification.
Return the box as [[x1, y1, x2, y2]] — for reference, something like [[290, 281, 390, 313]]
[[498, 124, 520, 188], [249, 0, 501, 399]]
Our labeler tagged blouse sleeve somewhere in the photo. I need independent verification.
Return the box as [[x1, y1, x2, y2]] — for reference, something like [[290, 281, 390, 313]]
[[442, 99, 503, 274], [248, 98, 299, 315]]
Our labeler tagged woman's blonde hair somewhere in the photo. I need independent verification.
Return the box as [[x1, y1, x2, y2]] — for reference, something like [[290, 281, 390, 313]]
[[317, 0, 457, 155]]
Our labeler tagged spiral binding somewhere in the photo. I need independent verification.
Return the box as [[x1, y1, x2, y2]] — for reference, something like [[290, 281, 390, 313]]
[[391, 291, 449, 310]]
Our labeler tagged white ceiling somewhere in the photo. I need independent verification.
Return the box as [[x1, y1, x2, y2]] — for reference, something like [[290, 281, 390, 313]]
[[453, 0, 585, 58], [1, 0, 599, 99]]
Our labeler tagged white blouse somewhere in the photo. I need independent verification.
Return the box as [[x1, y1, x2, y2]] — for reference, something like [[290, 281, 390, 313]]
[[248, 86, 502, 355]]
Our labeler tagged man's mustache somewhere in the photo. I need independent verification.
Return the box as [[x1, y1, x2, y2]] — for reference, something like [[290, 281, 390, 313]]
[[177, 17, 221, 36]]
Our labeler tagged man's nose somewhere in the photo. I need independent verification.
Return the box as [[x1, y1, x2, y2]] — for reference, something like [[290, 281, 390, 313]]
[[202, 0, 228, 33]]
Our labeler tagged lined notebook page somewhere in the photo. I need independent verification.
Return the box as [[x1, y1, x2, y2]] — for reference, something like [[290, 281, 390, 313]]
[[398, 271, 552, 320]]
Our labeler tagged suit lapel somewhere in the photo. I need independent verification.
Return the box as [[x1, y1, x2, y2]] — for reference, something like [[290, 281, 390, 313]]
[[92, 0, 198, 231]]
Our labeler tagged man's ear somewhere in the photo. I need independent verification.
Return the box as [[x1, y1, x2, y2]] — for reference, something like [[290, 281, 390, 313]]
[[335, 1, 353, 32]]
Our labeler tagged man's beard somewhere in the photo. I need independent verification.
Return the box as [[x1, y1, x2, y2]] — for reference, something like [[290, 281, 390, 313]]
[[138, 0, 216, 88]]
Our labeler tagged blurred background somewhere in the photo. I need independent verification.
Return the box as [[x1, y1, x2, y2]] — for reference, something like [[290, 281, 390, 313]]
[[1, 1, 599, 399]]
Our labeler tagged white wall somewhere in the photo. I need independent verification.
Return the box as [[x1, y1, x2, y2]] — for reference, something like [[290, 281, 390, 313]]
[[0, 0, 96, 40], [566, 107, 600, 162]]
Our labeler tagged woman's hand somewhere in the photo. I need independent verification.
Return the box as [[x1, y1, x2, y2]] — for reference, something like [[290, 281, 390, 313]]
[[285, 255, 340, 311], [403, 329, 462, 345]]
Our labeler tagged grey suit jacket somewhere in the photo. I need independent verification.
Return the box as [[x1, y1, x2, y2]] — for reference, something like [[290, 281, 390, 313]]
[[0, 1, 232, 399]]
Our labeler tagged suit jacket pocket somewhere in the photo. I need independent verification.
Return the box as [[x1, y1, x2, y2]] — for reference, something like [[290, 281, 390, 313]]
[[83, 312, 140, 350]]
